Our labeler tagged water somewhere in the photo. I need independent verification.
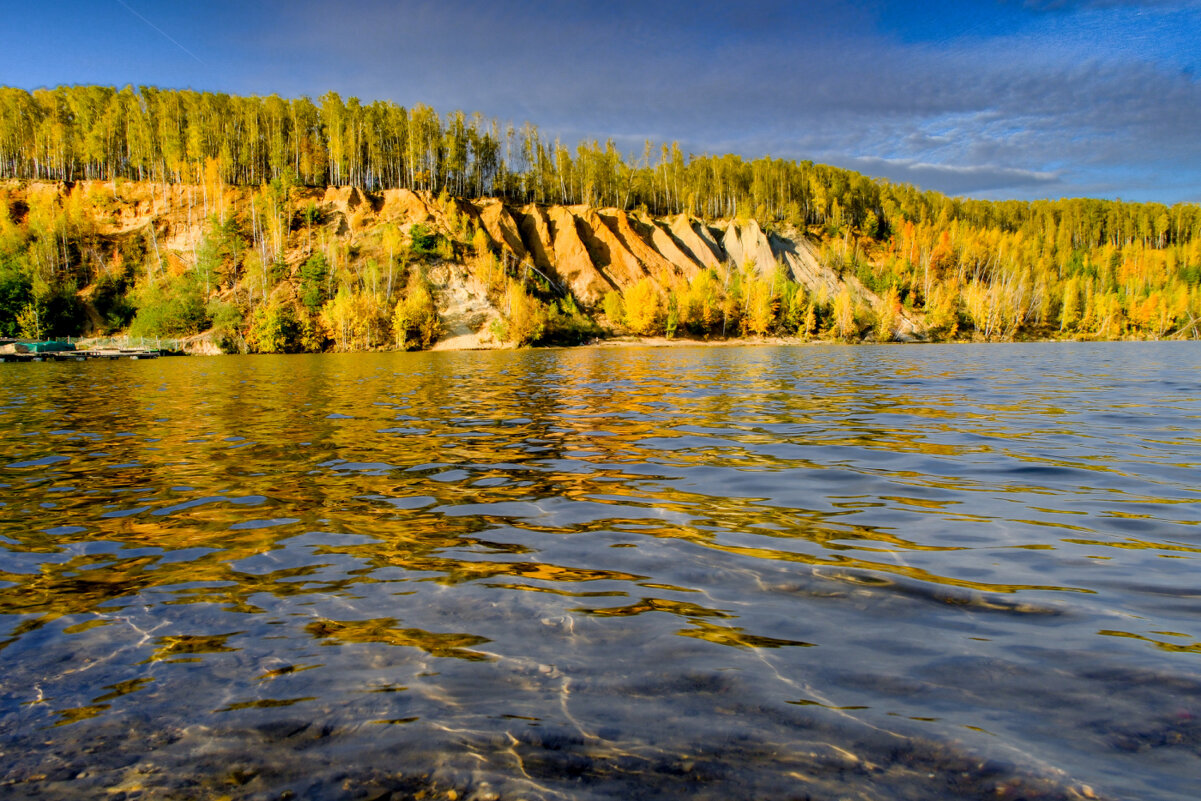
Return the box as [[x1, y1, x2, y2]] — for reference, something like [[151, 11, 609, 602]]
[[1, 343, 1199, 800]]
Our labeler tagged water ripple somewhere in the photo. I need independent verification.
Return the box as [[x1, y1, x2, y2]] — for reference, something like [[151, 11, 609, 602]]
[[1, 343, 1198, 800]]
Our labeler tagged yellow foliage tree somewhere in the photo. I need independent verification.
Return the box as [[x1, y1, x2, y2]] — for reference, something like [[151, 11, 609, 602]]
[[925, 283, 959, 337], [471, 226, 491, 256], [802, 302, 817, 338], [602, 289, 625, 328], [875, 286, 901, 341], [743, 277, 774, 337], [682, 268, 721, 334], [502, 279, 547, 345], [832, 288, 857, 339], [1060, 277, 1081, 332], [392, 271, 441, 349], [624, 278, 662, 336], [322, 285, 389, 351]]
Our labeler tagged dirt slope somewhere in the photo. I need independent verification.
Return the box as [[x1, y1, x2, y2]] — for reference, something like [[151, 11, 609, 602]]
[[644, 216, 704, 281], [545, 206, 613, 305], [668, 215, 723, 270], [574, 208, 647, 290], [721, 219, 779, 279], [477, 199, 527, 261], [516, 204, 555, 272], [602, 210, 686, 288]]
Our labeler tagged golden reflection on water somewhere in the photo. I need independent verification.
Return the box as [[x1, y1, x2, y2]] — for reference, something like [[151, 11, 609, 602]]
[[0, 346, 1192, 643]]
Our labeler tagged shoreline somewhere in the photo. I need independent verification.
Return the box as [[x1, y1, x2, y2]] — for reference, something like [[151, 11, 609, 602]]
[[17, 331, 1190, 361], [463, 332, 1194, 351]]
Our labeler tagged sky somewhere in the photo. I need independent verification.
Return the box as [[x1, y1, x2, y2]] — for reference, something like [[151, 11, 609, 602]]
[[3, 0, 1200, 203]]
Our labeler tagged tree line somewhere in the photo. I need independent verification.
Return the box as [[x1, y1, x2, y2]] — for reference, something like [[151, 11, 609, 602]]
[[4, 84, 1201, 249]]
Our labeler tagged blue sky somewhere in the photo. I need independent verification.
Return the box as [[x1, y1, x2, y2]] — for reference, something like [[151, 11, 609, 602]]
[[3, 0, 1200, 202]]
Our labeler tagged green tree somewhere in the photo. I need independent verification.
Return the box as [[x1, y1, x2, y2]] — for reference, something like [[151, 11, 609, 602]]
[[0, 260, 33, 337], [299, 252, 329, 313], [128, 275, 207, 337]]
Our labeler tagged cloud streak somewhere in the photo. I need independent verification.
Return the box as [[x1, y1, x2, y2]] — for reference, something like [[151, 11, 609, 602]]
[[840, 157, 1063, 196]]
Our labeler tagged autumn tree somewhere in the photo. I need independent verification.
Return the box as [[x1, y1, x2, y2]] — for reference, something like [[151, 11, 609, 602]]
[[875, 286, 901, 341], [624, 278, 662, 336], [392, 270, 440, 349], [832, 288, 857, 339]]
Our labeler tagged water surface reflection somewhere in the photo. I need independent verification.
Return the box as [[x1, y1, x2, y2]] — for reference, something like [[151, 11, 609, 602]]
[[1, 343, 1199, 799]]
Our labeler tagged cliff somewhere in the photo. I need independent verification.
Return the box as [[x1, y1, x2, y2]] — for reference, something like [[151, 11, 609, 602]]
[[0, 180, 923, 350]]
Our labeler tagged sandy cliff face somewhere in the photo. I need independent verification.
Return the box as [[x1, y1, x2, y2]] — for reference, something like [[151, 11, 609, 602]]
[[476, 199, 527, 262]]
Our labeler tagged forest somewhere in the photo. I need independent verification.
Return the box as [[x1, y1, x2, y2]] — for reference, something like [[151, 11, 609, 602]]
[[1, 83, 1199, 349]]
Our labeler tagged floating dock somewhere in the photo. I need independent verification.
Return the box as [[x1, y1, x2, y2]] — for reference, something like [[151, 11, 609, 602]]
[[0, 341, 161, 362], [0, 349, 160, 362]]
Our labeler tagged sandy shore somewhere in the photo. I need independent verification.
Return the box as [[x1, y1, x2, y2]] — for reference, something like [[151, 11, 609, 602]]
[[581, 334, 819, 348]]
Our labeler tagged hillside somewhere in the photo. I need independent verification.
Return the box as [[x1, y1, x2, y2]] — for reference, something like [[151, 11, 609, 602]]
[[0, 180, 926, 353]]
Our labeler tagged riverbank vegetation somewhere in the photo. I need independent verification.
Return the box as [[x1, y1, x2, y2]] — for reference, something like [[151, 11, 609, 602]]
[[1, 84, 1198, 349]]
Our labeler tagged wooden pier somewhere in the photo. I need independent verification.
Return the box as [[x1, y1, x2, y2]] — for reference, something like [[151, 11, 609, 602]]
[[0, 348, 160, 363]]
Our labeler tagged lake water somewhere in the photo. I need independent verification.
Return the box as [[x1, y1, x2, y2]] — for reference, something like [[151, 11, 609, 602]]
[[1, 343, 1199, 800]]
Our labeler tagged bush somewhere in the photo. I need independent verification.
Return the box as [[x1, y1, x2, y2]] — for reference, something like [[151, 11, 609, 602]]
[[129, 276, 208, 337], [246, 299, 300, 353], [544, 294, 600, 345], [409, 224, 438, 257], [207, 298, 245, 353], [602, 290, 625, 327]]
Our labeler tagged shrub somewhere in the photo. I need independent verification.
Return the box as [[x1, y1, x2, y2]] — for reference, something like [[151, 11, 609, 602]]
[[207, 298, 245, 353], [246, 299, 300, 353], [409, 224, 438, 257], [544, 294, 600, 345], [602, 290, 625, 327], [129, 276, 207, 337]]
